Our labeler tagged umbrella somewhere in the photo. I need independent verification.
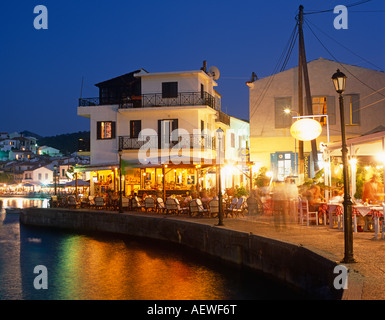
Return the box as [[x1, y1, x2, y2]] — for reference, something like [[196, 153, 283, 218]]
[[22, 182, 36, 187], [65, 179, 90, 187]]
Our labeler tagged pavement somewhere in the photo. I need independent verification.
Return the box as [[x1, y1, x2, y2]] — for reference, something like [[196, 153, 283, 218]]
[[133, 211, 385, 300]]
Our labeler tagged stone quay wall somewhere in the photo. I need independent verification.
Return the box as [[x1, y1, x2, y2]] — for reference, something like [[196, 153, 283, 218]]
[[19, 208, 342, 299]]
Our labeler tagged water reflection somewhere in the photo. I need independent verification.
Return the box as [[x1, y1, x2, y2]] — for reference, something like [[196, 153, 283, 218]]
[[0, 197, 49, 210], [0, 197, 307, 300]]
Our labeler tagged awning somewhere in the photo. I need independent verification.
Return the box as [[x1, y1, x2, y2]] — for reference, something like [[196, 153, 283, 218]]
[[65, 179, 90, 187]]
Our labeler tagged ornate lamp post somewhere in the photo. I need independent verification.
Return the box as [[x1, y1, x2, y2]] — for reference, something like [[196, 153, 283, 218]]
[[332, 69, 355, 263], [216, 128, 224, 226]]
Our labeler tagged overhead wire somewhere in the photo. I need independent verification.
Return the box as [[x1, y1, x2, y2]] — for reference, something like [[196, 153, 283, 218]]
[[303, 17, 385, 117], [249, 21, 298, 121], [303, 0, 373, 15], [304, 18, 383, 72]]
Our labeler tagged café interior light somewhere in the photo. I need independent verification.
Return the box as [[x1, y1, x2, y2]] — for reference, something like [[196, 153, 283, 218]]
[[290, 118, 322, 141]]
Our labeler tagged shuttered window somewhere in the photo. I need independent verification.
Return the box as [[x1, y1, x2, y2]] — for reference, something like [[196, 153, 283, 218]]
[[130, 120, 141, 138], [344, 94, 360, 125], [162, 82, 178, 98], [96, 121, 116, 140]]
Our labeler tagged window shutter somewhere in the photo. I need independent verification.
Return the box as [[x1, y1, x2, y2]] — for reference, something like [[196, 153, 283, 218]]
[[111, 122, 116, 139], [96, 121, 101, 139], [351, 94, 360, 125], [327, 96, 336, 125]]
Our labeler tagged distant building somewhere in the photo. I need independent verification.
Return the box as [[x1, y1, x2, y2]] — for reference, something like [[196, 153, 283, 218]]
[[38, 146, 61, 157]]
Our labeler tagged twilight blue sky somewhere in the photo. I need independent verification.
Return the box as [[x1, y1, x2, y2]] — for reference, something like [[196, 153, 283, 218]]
[[0, 0, 384, 137]]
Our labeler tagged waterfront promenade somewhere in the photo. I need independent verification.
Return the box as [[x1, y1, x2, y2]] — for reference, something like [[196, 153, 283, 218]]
[[20, 208, 385, 300], [121, 212, 385, 300]]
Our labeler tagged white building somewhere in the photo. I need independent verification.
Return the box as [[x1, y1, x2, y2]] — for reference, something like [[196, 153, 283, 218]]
[[248, 58, 385, 181], [77, 63, 250, 196], [23, 165, 54, 186]]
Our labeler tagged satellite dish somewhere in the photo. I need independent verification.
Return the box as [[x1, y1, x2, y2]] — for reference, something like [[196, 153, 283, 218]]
[[208, 66, 220, 80]]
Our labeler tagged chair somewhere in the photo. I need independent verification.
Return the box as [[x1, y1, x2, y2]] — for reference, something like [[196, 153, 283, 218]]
[[121, 197, 130, 211], [196, 199, 209, 216], [94, 197, 105, 209], [165, 198, 188, 215], [156, 197, 166, 214], [225, 197, 239, 218], [299, 199, 318, 226], [189, 199, 208, 217], [208, 199, 219, 217], [67, 195, 78, 209], [131, 196, 144, 211], [144, 197, 156, 212], [88, 196, 95, 209], [233, 196, 247, 217]]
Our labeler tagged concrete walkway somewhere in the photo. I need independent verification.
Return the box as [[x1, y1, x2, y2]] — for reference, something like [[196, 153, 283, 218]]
[[139, 212, 385, 300]]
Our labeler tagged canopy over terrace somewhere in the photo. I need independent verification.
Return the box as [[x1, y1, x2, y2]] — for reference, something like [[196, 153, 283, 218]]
[[326, 126, 385, 199]]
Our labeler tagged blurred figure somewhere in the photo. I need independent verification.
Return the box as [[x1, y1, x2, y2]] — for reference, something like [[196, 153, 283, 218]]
[[285, 178, 298, 222], [362, 175, 382, 204], [272, 181, 289, 230]]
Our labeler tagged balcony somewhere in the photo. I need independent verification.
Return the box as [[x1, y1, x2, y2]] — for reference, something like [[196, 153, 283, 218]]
[[119, 134, 216, 151], [216, 110, 231, 126], [79, 91, 217, 110]]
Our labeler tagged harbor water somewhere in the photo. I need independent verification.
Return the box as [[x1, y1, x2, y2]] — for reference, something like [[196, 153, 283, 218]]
[[0, 197, 307, 300]]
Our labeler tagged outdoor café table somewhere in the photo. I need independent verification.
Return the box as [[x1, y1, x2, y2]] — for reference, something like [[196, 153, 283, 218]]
[[319, 203, 343, 229], [353, 204, 383, 239]]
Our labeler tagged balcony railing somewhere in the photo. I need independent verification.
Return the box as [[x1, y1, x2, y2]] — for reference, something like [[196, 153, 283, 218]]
[[79, 91, 217, 110], [216, 110, 231, 126], [119, 134, 216, 151]]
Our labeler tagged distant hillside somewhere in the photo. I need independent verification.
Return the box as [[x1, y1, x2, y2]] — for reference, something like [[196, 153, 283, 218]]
[[37, 131, 90, 155], [20, 130, 43, 140]]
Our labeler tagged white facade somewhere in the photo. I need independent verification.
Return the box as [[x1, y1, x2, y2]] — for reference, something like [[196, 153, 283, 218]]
[[248, 58, 385, 179], [23, 166, 54, 185], [78, 67, 244, 167]]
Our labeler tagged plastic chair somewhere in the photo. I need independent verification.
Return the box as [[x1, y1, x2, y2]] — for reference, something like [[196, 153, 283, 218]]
[[94, 197, 105, 209], [299, 199, 318, 226]]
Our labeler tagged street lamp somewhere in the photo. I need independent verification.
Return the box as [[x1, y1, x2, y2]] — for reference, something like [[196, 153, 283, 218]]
[[53, 164, 57, 195], [118, 149, 123, 213], [332, 69, 355, 263], [216, 128, 224, 226]]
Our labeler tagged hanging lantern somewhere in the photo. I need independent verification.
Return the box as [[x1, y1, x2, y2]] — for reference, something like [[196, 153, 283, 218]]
[[290, 119, 322, 141]]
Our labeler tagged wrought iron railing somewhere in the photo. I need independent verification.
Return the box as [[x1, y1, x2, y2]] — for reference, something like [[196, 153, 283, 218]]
[[119, 134, 216, 150], [79, 91, 216, 110], [216, 110, 231, 126]]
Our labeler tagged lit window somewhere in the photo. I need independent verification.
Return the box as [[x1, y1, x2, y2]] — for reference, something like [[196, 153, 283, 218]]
[[97, 121, 116, 140], [312, 97, 327, 125]]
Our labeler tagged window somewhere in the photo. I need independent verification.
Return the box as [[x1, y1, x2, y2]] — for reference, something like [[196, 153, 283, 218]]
[[275, 97, 292, 128], [162, 82, 178, 98], [344, 94, 360, 125], [312, 96, 328, 125], [158, 119, 178, 147], [97, 121, 116, 139], [38, 173, 42, 180], [130, 120, 142, 138]]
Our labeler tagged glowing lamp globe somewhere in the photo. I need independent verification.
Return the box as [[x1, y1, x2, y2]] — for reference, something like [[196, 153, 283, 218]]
[[290, 119, 322, 141]]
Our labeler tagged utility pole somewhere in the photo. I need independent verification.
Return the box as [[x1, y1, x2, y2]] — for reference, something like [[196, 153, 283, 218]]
[[298, 5, 319, 173]]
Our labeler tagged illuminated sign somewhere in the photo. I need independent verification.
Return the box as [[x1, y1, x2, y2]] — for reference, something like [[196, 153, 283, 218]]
[[290, 119, 322, 141]]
